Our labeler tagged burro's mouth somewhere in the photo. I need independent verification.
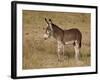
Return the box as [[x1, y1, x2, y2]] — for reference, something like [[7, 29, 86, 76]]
[[44, 37, 47, 40]]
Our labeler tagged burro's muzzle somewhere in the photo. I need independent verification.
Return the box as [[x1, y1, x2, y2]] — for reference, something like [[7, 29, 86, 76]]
[[43, 33, 49, 40]]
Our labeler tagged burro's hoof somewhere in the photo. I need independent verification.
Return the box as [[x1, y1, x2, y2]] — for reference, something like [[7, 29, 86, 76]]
[[58, 58, 64, 62]]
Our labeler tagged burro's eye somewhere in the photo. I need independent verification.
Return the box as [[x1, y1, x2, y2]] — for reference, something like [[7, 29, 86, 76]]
[[46, 30, 50, 34]]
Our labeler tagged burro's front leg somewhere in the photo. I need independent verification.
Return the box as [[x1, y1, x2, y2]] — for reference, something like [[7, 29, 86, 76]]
[[57, 41, 64, 61]]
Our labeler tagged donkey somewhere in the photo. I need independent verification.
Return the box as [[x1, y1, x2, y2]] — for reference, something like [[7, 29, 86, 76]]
[[43, 18, 82, 61]]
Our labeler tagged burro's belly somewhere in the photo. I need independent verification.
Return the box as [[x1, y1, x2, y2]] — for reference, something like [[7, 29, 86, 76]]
[[65, 40, 75, 45]]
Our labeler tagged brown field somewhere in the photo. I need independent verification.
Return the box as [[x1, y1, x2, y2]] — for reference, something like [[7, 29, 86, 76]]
[[22, 10, 91, 69]]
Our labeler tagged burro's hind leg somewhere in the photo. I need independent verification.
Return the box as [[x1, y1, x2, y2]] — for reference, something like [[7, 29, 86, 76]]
[[74, 41, 83, 65], [74, 41, 80, 61]]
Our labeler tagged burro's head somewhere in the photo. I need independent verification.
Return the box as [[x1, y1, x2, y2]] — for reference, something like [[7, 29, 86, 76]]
[[43, 18, 53, 40]]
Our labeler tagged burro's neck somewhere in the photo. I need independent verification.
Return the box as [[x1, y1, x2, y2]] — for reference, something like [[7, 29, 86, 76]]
[[51, 24, 64, 42]]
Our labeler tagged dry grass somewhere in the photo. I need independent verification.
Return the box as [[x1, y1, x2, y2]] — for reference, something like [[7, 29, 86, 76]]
[[22, 10, 91, 69]]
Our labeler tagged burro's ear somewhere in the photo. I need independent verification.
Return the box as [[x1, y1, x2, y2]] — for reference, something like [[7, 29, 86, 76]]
[[49, 19, 53, 31], [45, 18, 53, 31], [49, 19, 52, 23], [45, 18, 49, 24]]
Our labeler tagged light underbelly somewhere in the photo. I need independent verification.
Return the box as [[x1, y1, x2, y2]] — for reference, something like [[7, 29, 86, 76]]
[[65, 40, 75, 45]]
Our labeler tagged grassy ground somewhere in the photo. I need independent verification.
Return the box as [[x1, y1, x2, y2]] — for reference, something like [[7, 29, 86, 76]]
[[22, 10, 91, 69]]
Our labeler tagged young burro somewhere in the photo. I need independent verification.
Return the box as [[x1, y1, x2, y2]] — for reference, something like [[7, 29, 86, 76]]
[[43, 18, 82, 62]]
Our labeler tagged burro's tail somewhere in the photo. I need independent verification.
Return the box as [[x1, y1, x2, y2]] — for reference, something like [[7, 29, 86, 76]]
[[79, 30, 82, 48], [79, 41, 81, 48]]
